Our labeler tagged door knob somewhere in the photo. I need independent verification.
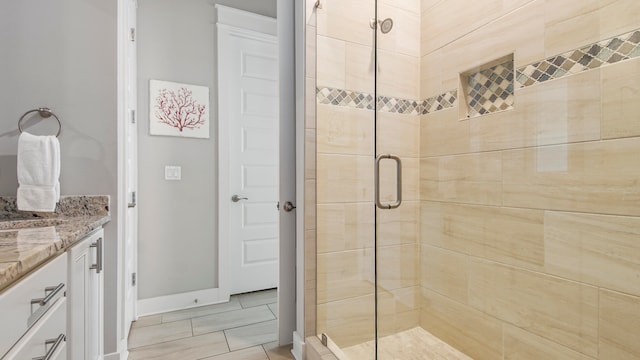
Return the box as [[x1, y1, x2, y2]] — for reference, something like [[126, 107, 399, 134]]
[[283, 201, 296, 212], [231, 194, 248, 202]]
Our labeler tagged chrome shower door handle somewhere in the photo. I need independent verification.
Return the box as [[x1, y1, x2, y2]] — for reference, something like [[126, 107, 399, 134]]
[[375, 154, 402, 210]]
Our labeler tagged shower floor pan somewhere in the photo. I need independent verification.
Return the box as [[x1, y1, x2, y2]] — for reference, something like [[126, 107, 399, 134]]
[[341, 327, 472, 360]]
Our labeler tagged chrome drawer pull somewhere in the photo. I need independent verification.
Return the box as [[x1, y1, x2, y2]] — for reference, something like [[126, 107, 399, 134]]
[[32, 334, 65, 360], [90, 237, 103, 273], [31, 283, 65, 307]]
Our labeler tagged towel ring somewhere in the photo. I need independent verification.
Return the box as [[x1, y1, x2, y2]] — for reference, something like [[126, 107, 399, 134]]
[[18, 108, 61, 137]]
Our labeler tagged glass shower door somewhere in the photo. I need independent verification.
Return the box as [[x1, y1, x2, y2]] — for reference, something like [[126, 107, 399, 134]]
[[314, 0, 377, 357], [372, 1, 424, 358], [374, 1, 640, 360]]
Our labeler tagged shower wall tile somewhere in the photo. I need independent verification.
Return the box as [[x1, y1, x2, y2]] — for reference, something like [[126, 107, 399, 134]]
[[306, 25, 316, 78], [377, 243, 420, 291], [420, 0, 441, 11], [377, 49, 421, 100], [316, 202, 374, 253], [316, 248, 374, 304], [316, 104, 373, 155], [421, 202, 545, 272], [543, 0, 603, 57], [425, 0, 545, 68], [502, 138, 640, 216], [304, 179, 316, 231], [316, 154, 374, 203], [377, 3, 421, 58], [544, 0, 640, 57], [468, 105, 536, 152], [503, 324, 596, 360], [544, 211, 640, 297], [420, 245, 469, 304], [379, 0, 420, 15], [316, 294, 376, 348], [305, 275, 317, 339], [305, 229, 317, 282], [598, 289, 640, 360], [420, 289, 503, 360], [468, 258, 599, 357], [305, 129, 316, 179], [421, 0, 502, 56], [316, 0, 375, 47], [420, 151, 503, 206], [376, 201, 419, 247], [436, 0, 545, 92], [599, 0, 640, 41], [345, 43, 375, 95], [420, 49, 443, 99], [316, 36, 346, 89], [420, 108, 469, 157], [378, 286, 421, 336], [305, 77, 317, 130], [305, 228, 317, 338], [601, 56, 640, 139]]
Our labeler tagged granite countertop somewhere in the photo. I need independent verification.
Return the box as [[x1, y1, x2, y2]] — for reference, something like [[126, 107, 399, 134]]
[[0, 196, 110, 292]]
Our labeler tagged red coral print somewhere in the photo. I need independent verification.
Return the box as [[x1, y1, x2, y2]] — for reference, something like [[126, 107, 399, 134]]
[[155, 87, 206, 132]]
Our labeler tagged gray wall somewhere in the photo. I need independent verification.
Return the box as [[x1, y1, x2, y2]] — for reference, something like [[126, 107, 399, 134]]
[[0, 0, 119, 354], [137, 0, 276, 300]]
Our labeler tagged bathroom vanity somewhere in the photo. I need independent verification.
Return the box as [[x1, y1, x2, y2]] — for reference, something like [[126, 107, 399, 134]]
[[0, 196, 110, 360]]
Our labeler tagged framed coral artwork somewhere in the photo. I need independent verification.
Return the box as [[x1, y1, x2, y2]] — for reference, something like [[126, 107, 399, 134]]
[[149, 80, 210, 139]]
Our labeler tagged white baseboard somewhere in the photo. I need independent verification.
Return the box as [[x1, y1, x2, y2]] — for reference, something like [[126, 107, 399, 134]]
[[103, 338, 128, 360], [103, 350, 127, 360], [292, 331, 305, 360], [137, 288, 229, 316]]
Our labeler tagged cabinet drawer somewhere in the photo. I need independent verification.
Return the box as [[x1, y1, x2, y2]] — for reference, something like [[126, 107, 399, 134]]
[[2, 297, 67, 360], [0, 254, 67, 357]]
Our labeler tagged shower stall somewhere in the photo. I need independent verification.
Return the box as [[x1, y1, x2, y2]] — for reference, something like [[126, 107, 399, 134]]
[[308, 0, 640, 359]]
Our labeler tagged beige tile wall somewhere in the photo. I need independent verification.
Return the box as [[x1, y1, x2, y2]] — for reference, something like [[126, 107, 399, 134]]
[[419, 1, 640, 360]]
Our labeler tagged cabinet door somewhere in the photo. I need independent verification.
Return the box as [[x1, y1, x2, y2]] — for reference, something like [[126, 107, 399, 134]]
[[68, 229, 103, 360], [3, 298, 67, 360]]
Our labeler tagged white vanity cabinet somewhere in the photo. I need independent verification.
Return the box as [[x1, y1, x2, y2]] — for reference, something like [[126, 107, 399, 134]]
[[0, 254, 68, 359], [67, 228, 104, 360]]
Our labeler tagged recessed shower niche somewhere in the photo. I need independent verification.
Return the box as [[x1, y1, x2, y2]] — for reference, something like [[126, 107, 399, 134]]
[[460, 54, 514, 119]]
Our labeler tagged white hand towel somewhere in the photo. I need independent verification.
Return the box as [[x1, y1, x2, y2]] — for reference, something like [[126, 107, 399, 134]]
[[16, 131, 61, 212]]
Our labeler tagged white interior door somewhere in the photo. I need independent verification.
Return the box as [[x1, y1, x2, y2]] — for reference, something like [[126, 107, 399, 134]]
[[223, 26, 279, 295]]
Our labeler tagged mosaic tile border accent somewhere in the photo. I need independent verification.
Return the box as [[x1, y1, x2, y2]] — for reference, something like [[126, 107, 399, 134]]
[[377, 96, 421, 115], [317, 87, 457, 116], [421, 90, 458, 115], [466, 59, 514, 117], [317, 28, 640, 117], [317, 87, 375, 110], [517, 29, 640, 87]]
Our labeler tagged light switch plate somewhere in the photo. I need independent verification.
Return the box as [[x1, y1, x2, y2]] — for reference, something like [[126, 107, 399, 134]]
[[165, 166, 181, 180]]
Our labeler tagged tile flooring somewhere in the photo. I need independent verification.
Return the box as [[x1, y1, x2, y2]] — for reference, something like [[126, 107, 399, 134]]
[[128, 289, 294, 360]]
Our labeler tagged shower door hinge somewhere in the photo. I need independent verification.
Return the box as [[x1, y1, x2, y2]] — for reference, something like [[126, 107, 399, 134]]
[[132, 273, 137, 286], [130, 109, 136, 124], [129, 28, 136, 42]]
